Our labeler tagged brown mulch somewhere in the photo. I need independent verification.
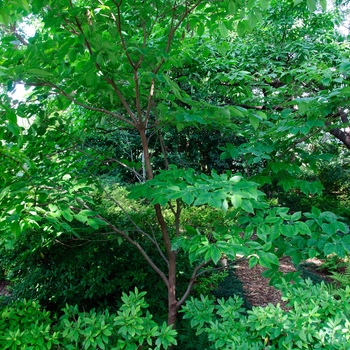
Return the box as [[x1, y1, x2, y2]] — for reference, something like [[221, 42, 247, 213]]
[[0, 280, 10, 297], [234, 257, 331, 310]]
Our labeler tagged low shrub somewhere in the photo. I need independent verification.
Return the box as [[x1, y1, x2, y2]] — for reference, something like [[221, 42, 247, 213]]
[[0, 288, 177, 350], [182, 279, 350, 349]]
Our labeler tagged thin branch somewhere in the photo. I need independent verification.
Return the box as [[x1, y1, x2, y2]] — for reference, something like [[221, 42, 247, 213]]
[[144, 79, 155, 125], [64, 1, 138, 127], [109, 3, 143, 123], [111, 1, 136, 69], [97, 179, 159, 246], [76, 146, 144, 182], [153, 0, 202, 75], [73, 16, 94, 56], [111, 158, 144, 182], [134, 68, 144, 123], [158, 127, 170, 169], [45, 82, 136, 126], [76, 198, 169, 288], [103, 77, 139, 125], [96, 178, 169, 265], [10, 23, 28, 45], [177, 260, 209, 308], [278, 127, 322, 159], [62, 18, 80, 35], [149, 224, 169, 267]]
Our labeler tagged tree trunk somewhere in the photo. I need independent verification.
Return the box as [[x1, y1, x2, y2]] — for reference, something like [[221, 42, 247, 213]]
[[138, 126, 179, 328]]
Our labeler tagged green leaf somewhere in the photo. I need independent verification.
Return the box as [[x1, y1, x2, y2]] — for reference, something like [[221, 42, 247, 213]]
[[231, 194, 242, 208], [182, 191, 194, 205], [241, 199, 254, 214], [11, 221, 21, 238], [49, 204, 58, 212], [257, 251, 278, 268], [249, 255, 258, 268], [291, 211, 302, 221], [62, 209, 73, 222], [237, 21, 246, 37], [222, 199, 229, 213], [197, 23, 205, 36], [0, 186, 10, 201], [334, 244, 345, 258], [79, 209, 98, 217], [211, 245, 222, 265], [281, 225, 298, 237], [219, 23, 228, 38], [248, 13, 258, 31], [259, 0, 270, 10], [228, 1, 236, 14], [294, 221, 311, 235], [306, 0, 317, 11], [87, 218, 100, 229], [324, 243, 335, 256], [247, 0, 255, 9], [19, 0, 30, 12], [26, 69, 53, 77], [249, 115, 260, 130], [319, 0, 327, 11], [74, 214, 88, 223]]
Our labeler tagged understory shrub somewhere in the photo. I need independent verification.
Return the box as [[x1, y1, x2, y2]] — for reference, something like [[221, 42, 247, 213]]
[[0, 288, 177, 350], [0, 181, 230, 316], [182, 279, 350, 349]]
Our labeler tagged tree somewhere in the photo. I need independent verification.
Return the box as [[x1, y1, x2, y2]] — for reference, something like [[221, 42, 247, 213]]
[[1, 0, 349, 330]]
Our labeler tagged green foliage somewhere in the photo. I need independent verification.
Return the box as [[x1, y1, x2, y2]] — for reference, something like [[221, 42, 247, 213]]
[[0, 228, 169, 315], [129, 165, 264, 211], [320, 255, 349, 273], [192, 269, 228, 297], [0, 289, 177, 350], [0, 299, 58, 350], [211, 266, 252, 310], [182, 279, 350, 349], [331, 260, 350, 288], [1, 0, 350, 330]]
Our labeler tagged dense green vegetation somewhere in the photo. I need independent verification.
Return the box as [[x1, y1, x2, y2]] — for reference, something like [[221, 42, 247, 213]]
[[1, 0, 350, 348]]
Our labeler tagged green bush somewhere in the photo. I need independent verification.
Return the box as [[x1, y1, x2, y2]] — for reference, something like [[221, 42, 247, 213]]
[[0, 184, 169, 314], [0, 289, 177, 350], [182, 279, 350, 349], [0, 181, 229, 316], [0, 230, 170, 315]]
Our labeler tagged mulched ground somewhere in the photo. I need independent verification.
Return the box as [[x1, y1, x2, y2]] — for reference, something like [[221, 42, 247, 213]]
[[0, 280, 10, 297], [234, 257, 333, 309]]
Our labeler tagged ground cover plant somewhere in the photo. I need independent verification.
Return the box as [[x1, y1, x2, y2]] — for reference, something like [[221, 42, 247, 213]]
[[1, 0, 350, 348]]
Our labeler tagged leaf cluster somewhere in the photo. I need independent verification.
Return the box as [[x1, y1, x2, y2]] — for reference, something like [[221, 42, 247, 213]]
[[182, 279, 350, 349]]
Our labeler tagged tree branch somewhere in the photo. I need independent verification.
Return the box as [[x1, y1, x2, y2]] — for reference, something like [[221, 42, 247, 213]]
[[9, 23, 28, 45], [46, 82, 136, 126], [103, 77, 139, 125], [111, 1, 136, 69], [177, 260, 209, 308], [153, 0, 202, 75], [327, 108, 350, 149], [76, 198, 169, 288], [97, 178, 169, 266]]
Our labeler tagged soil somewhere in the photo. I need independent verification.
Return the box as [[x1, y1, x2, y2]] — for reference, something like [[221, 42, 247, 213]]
[[0, 280, 10, 297], [234, 257, 333, 309]]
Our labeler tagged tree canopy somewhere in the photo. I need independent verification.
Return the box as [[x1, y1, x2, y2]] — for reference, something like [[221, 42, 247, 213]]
[[1, 0, 350, 332]]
